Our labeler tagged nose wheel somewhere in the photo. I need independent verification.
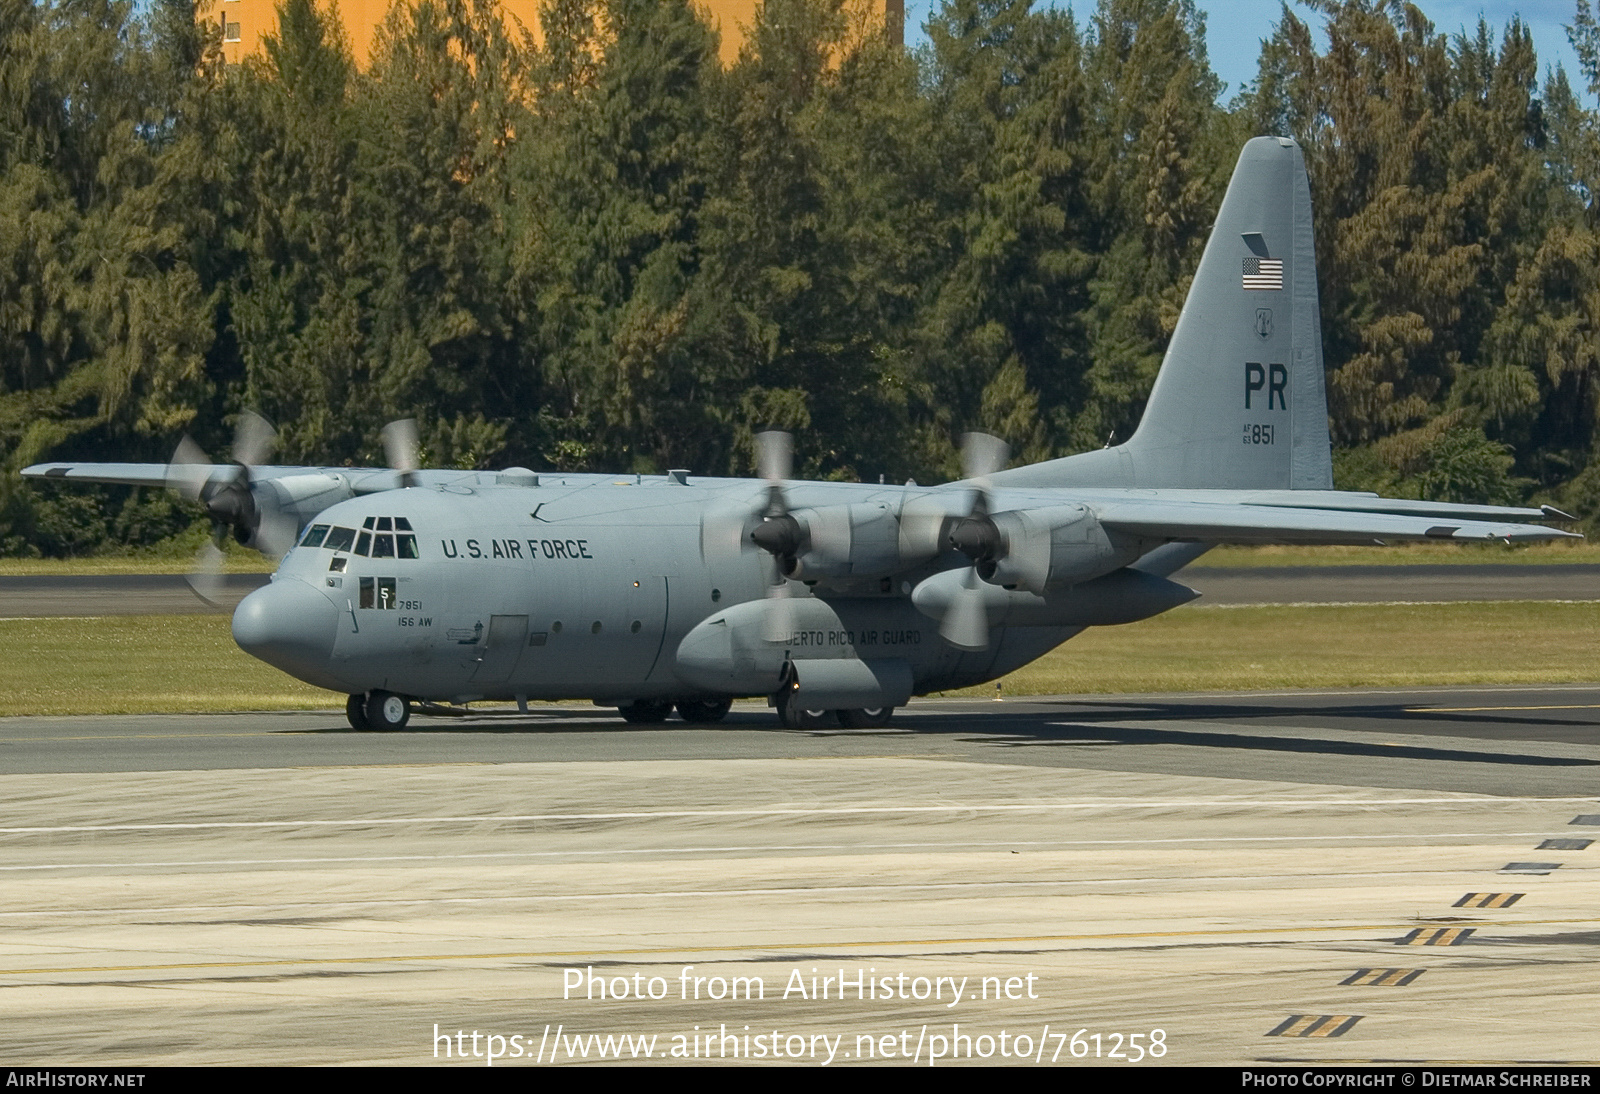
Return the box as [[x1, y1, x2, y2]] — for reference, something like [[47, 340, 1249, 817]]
[[348, 691, 410, 731]]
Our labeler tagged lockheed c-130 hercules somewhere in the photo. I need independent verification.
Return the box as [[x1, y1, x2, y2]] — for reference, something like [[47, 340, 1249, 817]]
[[23, 137, 1579, 731]]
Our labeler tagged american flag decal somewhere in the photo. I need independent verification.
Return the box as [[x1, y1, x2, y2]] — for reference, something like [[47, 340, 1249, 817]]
[[1243, 257, 1283, 290]]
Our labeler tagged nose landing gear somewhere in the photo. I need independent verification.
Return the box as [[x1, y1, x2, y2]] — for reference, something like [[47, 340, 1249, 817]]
[[347, 690, 410, 731]]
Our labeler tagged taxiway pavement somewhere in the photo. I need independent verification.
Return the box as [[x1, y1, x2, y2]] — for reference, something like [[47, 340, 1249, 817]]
[[1, 687, 1597, 1066]]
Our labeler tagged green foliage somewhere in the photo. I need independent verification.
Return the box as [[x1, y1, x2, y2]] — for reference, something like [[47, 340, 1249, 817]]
[[10, 0, 1600, 557], [1334, 418, 1527, 506]]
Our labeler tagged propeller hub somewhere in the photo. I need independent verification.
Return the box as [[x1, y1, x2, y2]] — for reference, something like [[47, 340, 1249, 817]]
[[949, 515, 1001, 563], [200, 473, 259, 541], [751, 514, 804, 562]]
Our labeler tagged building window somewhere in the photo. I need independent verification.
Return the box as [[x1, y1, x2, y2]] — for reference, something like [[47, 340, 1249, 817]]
[[223, 19, 240, 42]]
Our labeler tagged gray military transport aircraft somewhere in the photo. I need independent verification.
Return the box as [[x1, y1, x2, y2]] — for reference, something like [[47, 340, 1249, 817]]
[[23, 137, 1579, 731]]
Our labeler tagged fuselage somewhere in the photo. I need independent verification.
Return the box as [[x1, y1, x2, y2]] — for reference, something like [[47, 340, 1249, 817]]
[[230, 472, 1091, 704]]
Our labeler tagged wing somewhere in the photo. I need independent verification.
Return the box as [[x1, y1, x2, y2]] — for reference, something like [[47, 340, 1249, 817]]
[[20, 462, 174, 488], [1088, 495, 1577, 545]]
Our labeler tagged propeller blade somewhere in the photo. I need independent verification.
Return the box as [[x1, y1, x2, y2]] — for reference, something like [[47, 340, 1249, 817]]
[[382, 418, 420, 487], [761, 576, 796, 645], [185, 539, 227, 607], [960, 432, 1009, 484], [166, 436, 213, 502], [232, 410, 277, 468], [756, 430, 792, 485], [254, 507, 300, 559], [939, 568, 991, 651]]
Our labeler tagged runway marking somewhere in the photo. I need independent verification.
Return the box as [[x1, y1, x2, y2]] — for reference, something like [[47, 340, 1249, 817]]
[[1501, 862, 1560, 874], [1453, 893, 1522, 909], [1266, 1015, 1362, 1038], [1341, 968, 1423, 987], [0, 797, 1591, 835], [1572, 815, 1600, 826], [1539, 839, 1592, 850], [1401, 927, 1474, 946], [0, 832, 1586, 872]]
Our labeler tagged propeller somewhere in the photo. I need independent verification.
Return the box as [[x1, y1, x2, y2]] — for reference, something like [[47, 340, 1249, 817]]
[[750, 430, 800, 644], [166, 410, 297, 606], [381, 418, 420, 488], [936, 432, 1010, 651]]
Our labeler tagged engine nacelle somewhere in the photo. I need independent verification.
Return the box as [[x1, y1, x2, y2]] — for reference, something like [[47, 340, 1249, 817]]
[[249, 473, 357, 552], [785, 502, 904, 580], [987, 504, 1135, 594]]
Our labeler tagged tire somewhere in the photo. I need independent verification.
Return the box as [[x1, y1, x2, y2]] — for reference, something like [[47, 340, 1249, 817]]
[[775, 690, 836, 729], [676, 698, 733, 724], [346, 693, 373, 732], [363, 690, 410, 731], [839, 707, 894, 729], [619, 700, 672, 724]]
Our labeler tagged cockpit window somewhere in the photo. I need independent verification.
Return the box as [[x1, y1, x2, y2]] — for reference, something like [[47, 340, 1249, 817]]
[[376, 517, 392, 531], [324, 526, 356, 552], [371, 533, 395, 558], [395, 517, 413, 531], [397, 534, 418, 559], [362, 516, 376, 530], [355, 530, 372, 556], [300, 524, 330, 548]]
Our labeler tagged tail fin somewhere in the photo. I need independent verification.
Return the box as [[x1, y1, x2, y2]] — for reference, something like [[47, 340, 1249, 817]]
[[998, 136, 1333, 491]]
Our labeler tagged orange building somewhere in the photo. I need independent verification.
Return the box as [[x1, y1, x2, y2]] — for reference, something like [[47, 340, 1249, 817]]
[[212, 0, 903, 69]]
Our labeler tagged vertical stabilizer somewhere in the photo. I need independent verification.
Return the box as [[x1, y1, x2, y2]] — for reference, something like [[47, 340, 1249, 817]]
[[997, 137, 1334, 491]]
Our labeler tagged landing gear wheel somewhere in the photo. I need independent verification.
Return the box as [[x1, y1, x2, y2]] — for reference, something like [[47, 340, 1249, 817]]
[[346, 694, 373, 731], [363, 690, 410, 731], [676, 698, 733, 724], [618, 700, 672, 724], [775, 690, 835, 729], [839, 707, 895, 729]]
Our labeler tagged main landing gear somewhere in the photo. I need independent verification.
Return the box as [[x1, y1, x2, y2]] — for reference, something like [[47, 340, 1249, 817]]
[[347, 690, 410, 731], [774, 689, 895, 729]]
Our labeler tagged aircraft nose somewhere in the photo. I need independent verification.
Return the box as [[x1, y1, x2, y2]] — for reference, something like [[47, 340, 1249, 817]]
[[232, 577, 339, 678]]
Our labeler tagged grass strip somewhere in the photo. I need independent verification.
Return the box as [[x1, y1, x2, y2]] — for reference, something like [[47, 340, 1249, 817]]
[[1192, 540, 1600, 568], [1, 602, 1597, 716], [948, 600, 1600, 698]]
